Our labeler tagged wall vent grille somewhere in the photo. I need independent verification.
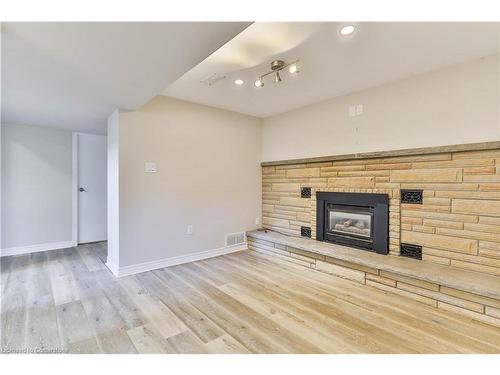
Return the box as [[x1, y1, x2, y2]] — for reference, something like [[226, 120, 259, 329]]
[[225, 232, 246, 247], [400, 243, 422, 260], [401, 189, 423, 204], [301, 187, 311, 198], [301, 226, 312, 238]]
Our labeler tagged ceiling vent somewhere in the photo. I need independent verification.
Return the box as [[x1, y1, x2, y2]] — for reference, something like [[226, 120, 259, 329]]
[[225, 231, 246, 247], [200, 73, 226, 86]]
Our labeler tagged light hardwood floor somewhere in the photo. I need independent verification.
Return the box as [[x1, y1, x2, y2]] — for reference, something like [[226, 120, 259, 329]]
[[1, 242, 499, 354]]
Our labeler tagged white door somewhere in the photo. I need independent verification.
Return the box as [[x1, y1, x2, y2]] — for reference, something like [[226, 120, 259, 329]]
[[78, 133, 107, 243]]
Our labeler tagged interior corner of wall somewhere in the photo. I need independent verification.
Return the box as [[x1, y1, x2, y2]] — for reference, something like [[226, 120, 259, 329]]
[[105, 256, 120, 277]]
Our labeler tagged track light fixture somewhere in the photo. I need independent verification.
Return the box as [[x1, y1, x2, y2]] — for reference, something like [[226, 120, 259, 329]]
[[274, 70, 282, 83], [254, 59, 300, 88]]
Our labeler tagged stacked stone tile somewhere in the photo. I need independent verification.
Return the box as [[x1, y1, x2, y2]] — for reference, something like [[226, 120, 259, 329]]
[[262, 147, 500, 276]]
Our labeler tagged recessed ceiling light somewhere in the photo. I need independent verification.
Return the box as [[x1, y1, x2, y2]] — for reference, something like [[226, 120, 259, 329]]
[[234, 79, 244, 85], [340, 25, 355, 36]]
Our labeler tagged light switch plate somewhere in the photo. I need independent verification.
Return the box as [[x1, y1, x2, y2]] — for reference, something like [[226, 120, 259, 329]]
[[145, 162, 157, 173]]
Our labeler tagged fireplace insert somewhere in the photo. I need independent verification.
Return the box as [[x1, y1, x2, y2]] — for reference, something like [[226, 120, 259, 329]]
[[316, 192, 389, 254]]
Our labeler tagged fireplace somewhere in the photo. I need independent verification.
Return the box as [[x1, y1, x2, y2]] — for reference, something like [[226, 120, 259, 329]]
[[316, 192, 389, 254]]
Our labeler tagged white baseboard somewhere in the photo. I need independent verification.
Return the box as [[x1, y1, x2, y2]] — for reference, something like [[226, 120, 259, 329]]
[[79, 238, 107, 245], [115, 243, 248, 277], [105, 260, 120, 277], [0, 240, 77, 257]]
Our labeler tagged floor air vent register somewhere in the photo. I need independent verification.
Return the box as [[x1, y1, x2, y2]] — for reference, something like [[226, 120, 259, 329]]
[[225, 232, 246, 247]]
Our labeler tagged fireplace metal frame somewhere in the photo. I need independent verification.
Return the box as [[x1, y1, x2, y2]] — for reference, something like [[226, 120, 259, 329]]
[[316, 191, 389, 254]]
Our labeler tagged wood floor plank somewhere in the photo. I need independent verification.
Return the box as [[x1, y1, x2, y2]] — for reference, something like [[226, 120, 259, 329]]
[[25, 304, 61, 352], [76, 244, 107, 272], [56, 301, 98, 353], [96, 328, 137, 354], [233, 251, 500, 352], [119, 275, 187, 339], [2, 244, 499, 354], [237, 249, 499, 336], [94, 269, 147, 330], [218, 282, 360, 353], [164, 331, 209, 354], [224, 252, 498, 353], [2, 254, 33, 312], [68, 337, 101, 354], [154, 268, 290, 353], [1, 254, 32, 350], [208, 254, 484, 350], [137, 272, 225, 344], [164, 265, 326, 353], [78, 288, 128, 335], [127, 324, 174, 354], [72, 272, 135, 352], [0, 256, 14, 294], [90, 242, 108, 264], [47, 250, 80, 306], [198, 257, 404, 353], [1, 310, 28, 350], [184, 261, 231, 287], [23, 253, 62, 351], [187, 263, 363, 354], [205, 334, 251, 354]]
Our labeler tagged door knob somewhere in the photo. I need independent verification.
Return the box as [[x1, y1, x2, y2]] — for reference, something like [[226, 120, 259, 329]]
[[79, 187, 87, 192]]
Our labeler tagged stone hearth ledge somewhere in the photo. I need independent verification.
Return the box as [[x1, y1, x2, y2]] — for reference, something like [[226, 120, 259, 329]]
[[246, 230, 500, 300], [261, 141, 500, 166]]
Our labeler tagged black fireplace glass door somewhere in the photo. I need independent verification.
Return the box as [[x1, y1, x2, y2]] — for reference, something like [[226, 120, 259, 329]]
[[328, 205, 373, 239]]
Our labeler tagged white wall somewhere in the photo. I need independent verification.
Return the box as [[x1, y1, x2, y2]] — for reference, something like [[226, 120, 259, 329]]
[[1, 124, 73, 250], [262, 55, 500, 162], [114, 97, 262, 268], [106, 110, 120, 274]]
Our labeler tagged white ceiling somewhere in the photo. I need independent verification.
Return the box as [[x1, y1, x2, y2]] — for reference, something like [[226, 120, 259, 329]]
[[163, 22, 500, 118], [1, 22, 251, 134]]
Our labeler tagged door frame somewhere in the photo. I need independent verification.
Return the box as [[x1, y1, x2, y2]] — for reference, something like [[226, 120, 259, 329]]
[[71, 133, 78, 246], [72, 132, 107, 245]]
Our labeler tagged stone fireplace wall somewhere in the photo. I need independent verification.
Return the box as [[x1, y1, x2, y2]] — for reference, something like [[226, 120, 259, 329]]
[[261, 146, 500, 276]]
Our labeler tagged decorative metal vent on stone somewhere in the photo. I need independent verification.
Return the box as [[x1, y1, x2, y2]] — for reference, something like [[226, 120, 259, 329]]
[[301, 187, 311, 198], [401, 189, 423, 204], [301, 226, 312, 238], [400, 243, 422, 260]]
